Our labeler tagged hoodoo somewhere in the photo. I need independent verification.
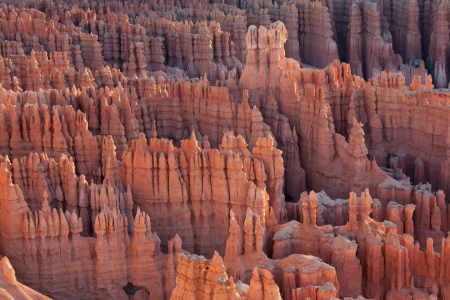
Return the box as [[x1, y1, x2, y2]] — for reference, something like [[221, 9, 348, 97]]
[[0, 0, 447, 299]]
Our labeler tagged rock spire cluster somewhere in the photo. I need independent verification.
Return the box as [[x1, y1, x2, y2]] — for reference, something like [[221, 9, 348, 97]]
[[0, 0, 447, 300]]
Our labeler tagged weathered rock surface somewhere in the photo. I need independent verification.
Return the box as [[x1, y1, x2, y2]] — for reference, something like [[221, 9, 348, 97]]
[[0, 1, 448, 300], [0, 256, 51, 300]]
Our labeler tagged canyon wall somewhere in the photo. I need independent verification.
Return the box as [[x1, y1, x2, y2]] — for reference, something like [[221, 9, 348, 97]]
[[0, 1, 447, 300]]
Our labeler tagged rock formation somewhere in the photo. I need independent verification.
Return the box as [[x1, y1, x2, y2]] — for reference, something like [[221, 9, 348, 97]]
[[0, 1, 447, 300], [0, 256, 50, 299]]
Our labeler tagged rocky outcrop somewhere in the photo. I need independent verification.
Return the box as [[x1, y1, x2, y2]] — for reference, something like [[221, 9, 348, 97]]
[[278, 187, 450, 299], [0, 256, 51, 300], [119, 131, 279, 255], [170, 251, 283, 300], [0, 158, 182, 299], [0, 2, 450, 300]]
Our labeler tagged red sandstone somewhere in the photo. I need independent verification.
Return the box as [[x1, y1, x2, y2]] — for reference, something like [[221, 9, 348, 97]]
[[0, 0, 446, 299]]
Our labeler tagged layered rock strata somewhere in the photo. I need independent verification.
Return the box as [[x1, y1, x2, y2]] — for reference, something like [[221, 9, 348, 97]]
[[0, 1, 448, 300]]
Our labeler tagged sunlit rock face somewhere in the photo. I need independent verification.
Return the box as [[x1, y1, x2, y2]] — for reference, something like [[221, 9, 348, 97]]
[[0, 0, 448, 299]]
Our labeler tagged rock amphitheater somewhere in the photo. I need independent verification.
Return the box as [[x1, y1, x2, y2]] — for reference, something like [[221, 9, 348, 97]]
[[0, 0, 449, 299]]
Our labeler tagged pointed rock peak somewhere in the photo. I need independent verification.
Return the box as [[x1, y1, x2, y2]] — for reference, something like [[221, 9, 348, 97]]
[[145, 214, 151, 229], [211, 251, 224, 266], [363, 188, 372, 202], [173, 234, 182, 252], [244, 208, 254, 228], [21, 213, 29, 236], [12, 158, 19, 168], [352, 117, 363, 130], [60, 209, 69, 232], [137, 132, 148, 149], [268, 208, 278, 226], [242, 89, 249, 105], [426, 74, 434, 90], [229, 209, 242, 234], [246, 208, 254, 220], [37, 211, 47, 235], [0, 257, 17, 285], [136, 206, 141, 218], [252, 267, 260, 278], [167, 152, 178, 170], [230, 209, 236, 220], [42, 190, 49, 207], [70, 210, 78, 227], [202, 135, 210, 150], [190, 130, 198, 143]]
